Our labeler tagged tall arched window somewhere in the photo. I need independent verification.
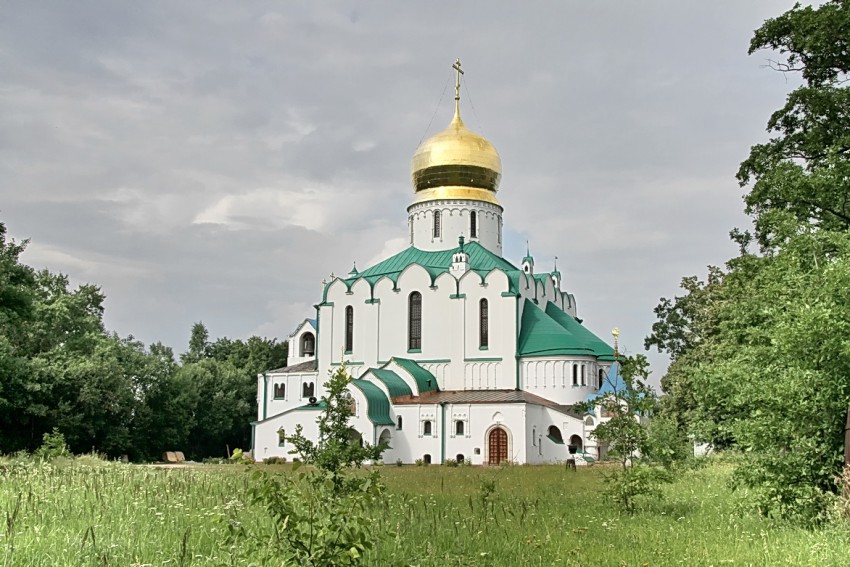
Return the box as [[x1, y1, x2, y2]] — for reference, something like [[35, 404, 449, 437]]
[[344, 306, 354, 353], [572, 364, 578, 386], [479, 298, 489, 348], [433, 210, 441, 238], [300, 332, 315, 357], [455, 420, 464, 436], [598, 368, 605, 389], [581, 364, 586, 386], [408, 292, 422, 350], [470, 210, 477, 238], [397, 416, 403, 430], [423, 420, 432, 436]]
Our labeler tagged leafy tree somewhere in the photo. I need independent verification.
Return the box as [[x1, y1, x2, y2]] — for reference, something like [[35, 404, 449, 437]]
[[576, 355, 667, 513], [288, 364, 387, 493], [649, 0, 850, 521]]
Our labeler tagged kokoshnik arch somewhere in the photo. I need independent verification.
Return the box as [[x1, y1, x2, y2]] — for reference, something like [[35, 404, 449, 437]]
[[252, 61, 619, 465]]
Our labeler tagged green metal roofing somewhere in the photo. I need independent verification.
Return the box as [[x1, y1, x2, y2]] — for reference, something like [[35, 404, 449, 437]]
[[392, 358, 440, 394], [518, 299, 610, 358], [370, 368, 413, 398], [543, 302, 615, 358], [339, 242, 520, 290], [350, 380, 394, 425]]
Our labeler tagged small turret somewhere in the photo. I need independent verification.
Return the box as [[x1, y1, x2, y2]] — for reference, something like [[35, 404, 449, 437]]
[[450, 235, 470, 277], [551, 256, 561, 289], [521, 242, 534, 275]]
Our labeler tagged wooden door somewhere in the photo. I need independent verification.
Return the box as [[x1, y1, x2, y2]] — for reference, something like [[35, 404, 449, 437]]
[[488, 427, 508, 465]]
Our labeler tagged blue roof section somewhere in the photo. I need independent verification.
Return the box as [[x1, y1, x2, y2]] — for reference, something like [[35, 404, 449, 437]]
[[351, 380, 394, 425], [585, 361, 626, 404], [307, 318, 317, 329], [370, 368, 413, 398]]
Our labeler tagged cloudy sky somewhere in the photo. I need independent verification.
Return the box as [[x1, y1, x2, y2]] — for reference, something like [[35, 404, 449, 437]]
[[1, 1, 798, 378]]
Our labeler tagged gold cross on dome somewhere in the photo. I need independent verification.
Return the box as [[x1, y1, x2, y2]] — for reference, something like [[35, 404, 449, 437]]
[[453, 58, 464, 103]]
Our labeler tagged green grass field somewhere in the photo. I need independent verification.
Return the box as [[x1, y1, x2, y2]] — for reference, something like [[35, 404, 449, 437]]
[[1, 458, 848, 566]]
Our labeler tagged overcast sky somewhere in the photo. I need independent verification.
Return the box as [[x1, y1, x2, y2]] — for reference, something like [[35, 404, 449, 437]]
[[1, 1, 798, 378]]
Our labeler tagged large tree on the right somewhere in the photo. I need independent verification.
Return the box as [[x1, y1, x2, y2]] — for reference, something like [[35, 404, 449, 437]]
[[648, 1, 850, 522]]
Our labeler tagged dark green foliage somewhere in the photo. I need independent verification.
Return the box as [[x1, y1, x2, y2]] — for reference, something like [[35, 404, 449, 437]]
[[0, 219, 288, 462], [228, 468, 384, 566], [650, 0, 850, 522]]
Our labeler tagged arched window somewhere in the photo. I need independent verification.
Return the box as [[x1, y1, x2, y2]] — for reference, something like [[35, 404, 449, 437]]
[[584, 416, 595, 426], [303, 382, 315, 398], [479, 298, 489, 348], [581, 364, 586, 386], [300, 332, 315, 357], [455, 420, 464, 436], [408, 292, 422, 350], [569, 435, 583, 451], [423, 454, 432, 464], [572, 364, 578, 386], [498, 220, 502, 243], [344, 306, 354, 353], [433, 210, 441, 238], [532, 426, 536, 446], [598, 368, 605, 389], [547, 425, 564, 444], [456, 454, 465, 464], [423, 420, 432, 436], [409, 219, 414, 244], [274, 383, 286, 399], [397, 415, 403, 430], [470, 210, 477, 238]]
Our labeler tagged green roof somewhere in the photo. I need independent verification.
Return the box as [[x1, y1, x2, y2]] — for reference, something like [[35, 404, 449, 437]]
[[370, 368, 413, 398], [350, 380, 394, 426], [518, 299, 612, 358], [544, 303, 615, 358], [329, 242, 521, 295], [392, 358, 440, 394]]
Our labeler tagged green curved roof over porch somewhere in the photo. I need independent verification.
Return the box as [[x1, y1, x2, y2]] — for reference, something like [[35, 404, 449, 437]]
[[392, 358, 440, 394], [351, 379, 394, 425], [370, 368, 413, 398]]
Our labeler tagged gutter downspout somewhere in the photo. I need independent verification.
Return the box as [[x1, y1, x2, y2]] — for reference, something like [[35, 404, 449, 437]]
[[250, 422, 256, 456], [262, 372, 268, 420], [515, 297, 521, 390], [440, 402, 447, 464]]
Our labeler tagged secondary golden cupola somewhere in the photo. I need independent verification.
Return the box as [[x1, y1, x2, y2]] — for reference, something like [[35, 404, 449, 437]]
[[411, 60, 502, 207]]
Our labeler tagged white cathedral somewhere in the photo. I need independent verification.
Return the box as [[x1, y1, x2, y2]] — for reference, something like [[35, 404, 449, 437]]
[[252, 63, 618, 466]]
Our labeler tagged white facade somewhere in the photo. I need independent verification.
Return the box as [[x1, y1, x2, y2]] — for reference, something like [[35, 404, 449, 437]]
[[252, 90, 617, 465]]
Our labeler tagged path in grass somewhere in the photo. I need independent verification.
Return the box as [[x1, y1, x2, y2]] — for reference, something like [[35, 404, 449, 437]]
[[1, 458, 848, 566]]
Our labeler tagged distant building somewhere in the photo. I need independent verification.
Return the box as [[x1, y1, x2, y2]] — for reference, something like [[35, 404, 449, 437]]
[[252, 63, 617, 465]]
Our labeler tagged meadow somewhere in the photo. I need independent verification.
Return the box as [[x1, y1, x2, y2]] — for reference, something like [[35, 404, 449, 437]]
[[1, 457, 849, 566]]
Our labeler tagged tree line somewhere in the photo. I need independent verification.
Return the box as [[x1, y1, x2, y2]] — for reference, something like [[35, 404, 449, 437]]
[[647, 0, 850, 522], [0, 226, 286, 461]]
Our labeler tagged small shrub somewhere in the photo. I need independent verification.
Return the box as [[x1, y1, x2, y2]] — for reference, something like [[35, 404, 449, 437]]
[[414, 458, 424, 467], [229, 448, 254, 465], [444, 459, 458, 468], [395, 459, 403, 467], [263, 456, 287, 465], [35, 428, 70, 461]]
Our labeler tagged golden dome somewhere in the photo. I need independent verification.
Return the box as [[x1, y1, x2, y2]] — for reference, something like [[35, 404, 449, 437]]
[[411, 107, 502, 206]]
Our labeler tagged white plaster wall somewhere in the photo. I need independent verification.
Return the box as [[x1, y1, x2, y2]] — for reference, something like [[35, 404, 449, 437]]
[[520, 356, 601, 406], [524, 405, 586, 464], [260, 371, 321, 420], [254, 408, 321, 461], [408, 200, 503, 255]]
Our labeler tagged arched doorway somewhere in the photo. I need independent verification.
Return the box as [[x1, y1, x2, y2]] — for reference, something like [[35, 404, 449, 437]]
[[488, 427, 508, 465], [569, 434, 583, 451]]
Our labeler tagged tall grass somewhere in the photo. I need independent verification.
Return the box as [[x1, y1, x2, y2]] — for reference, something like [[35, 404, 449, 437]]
[[1, 457, 848, 566]]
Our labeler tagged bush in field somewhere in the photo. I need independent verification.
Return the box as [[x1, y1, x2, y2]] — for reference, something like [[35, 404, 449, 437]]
[[228, 448, 254, 464], [231, 365, 388, 566], [34, 428, 70, 461]]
